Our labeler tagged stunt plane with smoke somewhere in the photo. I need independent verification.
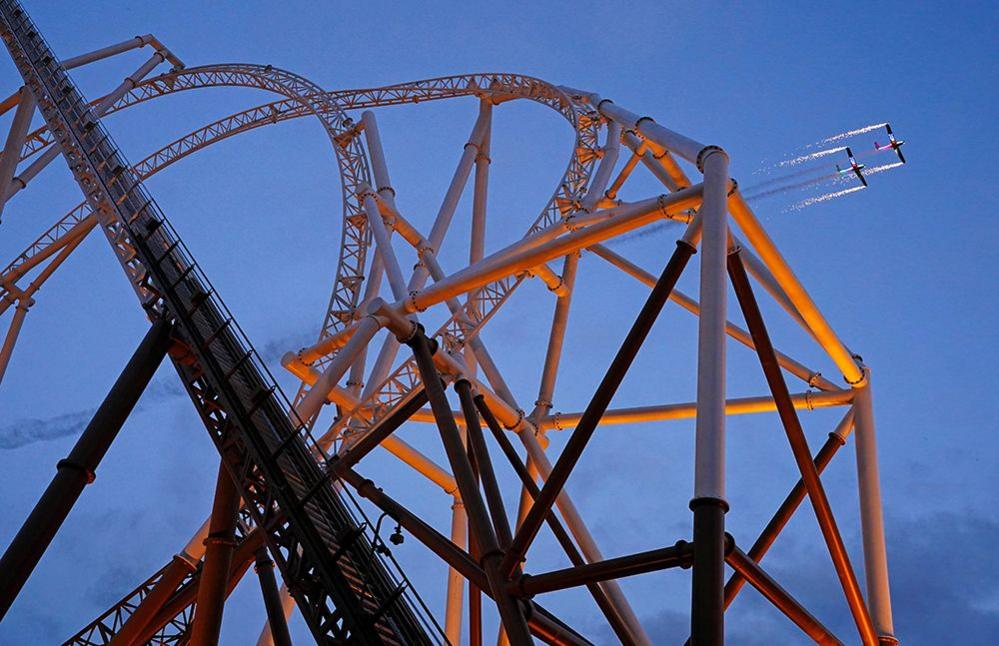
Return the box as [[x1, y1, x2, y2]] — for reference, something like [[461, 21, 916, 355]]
[[742, 122, 907, 211]]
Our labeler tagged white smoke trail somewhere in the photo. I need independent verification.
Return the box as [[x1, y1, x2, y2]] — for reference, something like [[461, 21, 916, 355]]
[[820, 123, 887, 144], [863, 161, 904, 176], [778, 146, 848, 167], [788, 185, 866, 211], [743, 164, 832, 192], [744, 172, 838, 201]]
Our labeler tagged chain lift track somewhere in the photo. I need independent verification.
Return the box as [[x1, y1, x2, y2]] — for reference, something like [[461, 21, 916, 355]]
[[0, 2, 901, 644], [0, 3, 437, 644]]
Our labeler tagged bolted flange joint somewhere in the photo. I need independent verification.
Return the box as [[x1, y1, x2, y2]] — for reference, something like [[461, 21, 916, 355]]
[[696, 145, 728, 173]]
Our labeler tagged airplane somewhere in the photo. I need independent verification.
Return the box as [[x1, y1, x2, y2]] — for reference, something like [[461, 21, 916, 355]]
[[836, 147, 868, 187], [874, 123, 906, 164]]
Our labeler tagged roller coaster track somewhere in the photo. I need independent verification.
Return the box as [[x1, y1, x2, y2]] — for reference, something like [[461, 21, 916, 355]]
[[0, 3, 439, 643], [0, 3, 902, 644], [0, 31, 602, 646]]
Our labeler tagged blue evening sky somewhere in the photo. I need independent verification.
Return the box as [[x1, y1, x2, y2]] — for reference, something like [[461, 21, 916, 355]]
[[1, 1, 996, 644]]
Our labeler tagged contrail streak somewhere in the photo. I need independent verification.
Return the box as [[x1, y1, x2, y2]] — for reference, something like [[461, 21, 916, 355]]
[[778, 146, 847, 167], [863, 161, 904, 176], [744, 172, 839, 201], [789, 185, 866, 211], [820, 123, 887, 144], [744, 164, 834, 192]]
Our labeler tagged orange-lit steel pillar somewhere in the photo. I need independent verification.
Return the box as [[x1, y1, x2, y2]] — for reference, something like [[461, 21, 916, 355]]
[[189, 463, 242, 646], [0, 319, 172, 619]]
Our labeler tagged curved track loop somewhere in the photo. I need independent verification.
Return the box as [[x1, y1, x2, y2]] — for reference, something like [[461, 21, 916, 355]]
[[1, 67, 606, 643], [2, 66, 603, 439]]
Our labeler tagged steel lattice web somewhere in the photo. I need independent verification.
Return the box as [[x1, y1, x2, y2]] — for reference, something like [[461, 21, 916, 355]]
[[0, 4, 899, 645]]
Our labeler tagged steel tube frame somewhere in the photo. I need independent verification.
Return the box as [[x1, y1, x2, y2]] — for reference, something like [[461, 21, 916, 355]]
[[406, 330, 534, 645], [190, 463, 241, 646], [504, 235, 695, 576], [465, 360, 649, 644], [689, 148, 730, 646], [340, 467, 589, 646], [0, 84, 34, 217], [728, 192, 864, 386], [540, 390, 852, 430], [723, 410, 853, 607], [294, 314, 381, 422], [445, 497, 468, 644], [0, 295, 27, 383], [329, 108, 490, 432], [254, 547, 293, 646], [403, 186, 704, 315], [725, 547, 842, 645], [467, 98, 491, 375], [331, 389, 430, 476], [456, 379, 513, 549], [0, 34, 178, 117], [0, 34, 897, 641], [852, 373, 896, 643], [474, 395, 634, 644], [108, 554, 197, 646], [2, 51, 168, 206], [138, 531, 266, 645], [588, 242, 839, 391], [727, 250, 878, 644], [0, 319, 172, 618], [516, 541, 692, 597], [622, 131, 679, 192]]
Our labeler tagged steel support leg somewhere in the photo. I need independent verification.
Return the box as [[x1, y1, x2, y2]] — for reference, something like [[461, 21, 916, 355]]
[[254, 547, 293, 646], [853, 375, 897, 645], [475, 395, 634, 644], [690, 499, 726, 645], [189, 463, 241, 646], [456, 379, 512, 549], [726, 547, 842, 645], [0, 319, 172, 619], [139, 531, 266, 645], [444, 498, 467, 645], [406, 330, 534, 646], [504, 239, 695, 575], [0, 296, 28, 385], [727, 251, 878, 645], [690, 148, 730, 646], [724, 411, 853, 607], [340, 467, 591, 646]]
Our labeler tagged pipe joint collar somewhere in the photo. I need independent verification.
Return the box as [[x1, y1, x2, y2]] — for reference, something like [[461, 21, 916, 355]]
[[56, 458, 95, 483], [688, 496, 730, 513], [696, 145, 728, 173]]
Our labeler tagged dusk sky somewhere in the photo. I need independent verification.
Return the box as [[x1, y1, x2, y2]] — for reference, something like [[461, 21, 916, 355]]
[[1, 1, 996, 644]]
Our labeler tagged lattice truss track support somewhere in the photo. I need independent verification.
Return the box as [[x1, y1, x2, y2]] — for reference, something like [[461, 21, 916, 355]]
[[0, 3, 899, 644]]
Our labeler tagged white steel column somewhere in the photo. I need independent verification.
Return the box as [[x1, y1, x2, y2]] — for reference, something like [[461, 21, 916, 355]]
[[3, 51, 169, 205], [466, 99, 491, 376], [852, 368, 896, 643], [294, 316, 381, 423], [0, 87, 34, 219], [690, 145, 730, 644], [693, 149, 730, 501]]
